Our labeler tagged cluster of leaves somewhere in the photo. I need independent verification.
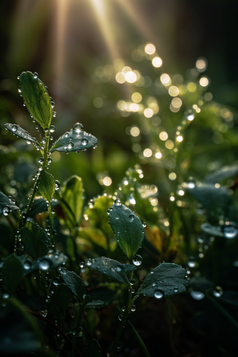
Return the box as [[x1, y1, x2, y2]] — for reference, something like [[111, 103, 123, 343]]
[[0, 72, 188, 357]]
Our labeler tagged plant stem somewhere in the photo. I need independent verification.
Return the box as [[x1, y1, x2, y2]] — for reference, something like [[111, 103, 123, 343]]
[[127, 320, 151, 357], [48, 201, 53, 241], [110, 291, 138, 357], [25, 178, 38, 220], [206, 294, 238, 331], [72, 300, 87, 357]]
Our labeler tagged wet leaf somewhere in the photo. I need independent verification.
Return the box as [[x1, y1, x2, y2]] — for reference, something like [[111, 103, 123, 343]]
[[108, 202, 144, 259], [2, 254, 24, 294], [205, 164, 238, 184], [38, 170, 55, 203], [47, 283, 72, 320], [86, 300, 107, 309], [50, 125, 97, 153], [0, 191, 19, 215], [60, 175, 84, 226], [185, 182, 231, 213], [89, 256, 135, 287], [4, 123, 40, 147], [20, 222, 51, 259], [84, 195, 114, 237], [27, 197, 58, 216], [61, 270, 86, 301], [19, 71, 53, 129], [30, 252, 67, 272], [137, 262, 187, 298], [84, 339, 102, 357]]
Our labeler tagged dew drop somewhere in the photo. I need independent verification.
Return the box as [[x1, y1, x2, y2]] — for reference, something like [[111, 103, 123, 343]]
[[154, 290, 163, 299], [33, 72, 38, 79], [73, 122, 84, 133], [131, 305, 136, 312], [39, 259, 51, 271], [132, 254, 143, 266], [55, 180, 60, 190], [213, 286, 223, 298], [190, 291, 204, 300], [52, 111, 57, 118], [23, 261, 32, 270], [115, 215, 119, 220], [114, 199, 122, 206], [82, 138, 88, 146], [222, 221, 238, 239], [129, 214, 134, 223], [86, 259, 92, 267], [67, 142, 74, 150], [38, 157, 44, 165], [53, 277, 61, 286], [26, 140, 31, 145], [12, 125, 18, 133], [64, 133, 69, 138], [116, 266, 122, 272], [187, 258, 196, 268], [40, 309, 48, 317], [2, 206, 10, 216], [174, 287, 179, 293], [49, 125, 56, 133]]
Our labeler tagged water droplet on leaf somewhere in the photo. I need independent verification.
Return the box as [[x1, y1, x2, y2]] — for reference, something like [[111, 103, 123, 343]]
[[154, 290, 163, 299], [82, 138, 88, 146], [129, 214, 134, 222], [132, 254, 143, 266], [222, 221, 238, 239], [39, 259, 51, 271], [2, 206, 10, 216], [213, 286, 223, 298], [190, 291, 204, 300]]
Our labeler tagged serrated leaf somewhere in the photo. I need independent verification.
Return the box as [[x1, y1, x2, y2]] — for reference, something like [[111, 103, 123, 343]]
[[84, 339, 102, 357], [50, 125, 97, 153], [61, 270, 86, 301], [0, 191, 19, 215], [86, 300, 107, 309], [20, 221, 51, 259], [38, 170, 55, 202], [137, 262, 187, 297], [108, 202, 144, 259], [28, 197, 58, 216], [185, 182, 231, 212], [205, 164, 238, 184], [84, 195, 114, 237], [60, 175, 84, 226], [2, 254, 24, 294], [89, 256, 135, 287], [4, 123, 40, 146], [19, 71, 53, 129]]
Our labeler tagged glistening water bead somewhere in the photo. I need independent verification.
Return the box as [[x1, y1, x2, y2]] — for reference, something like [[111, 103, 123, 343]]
[[73, 122, 84, 133], [2, 206, 10, 216], [190, 291, 205, 300], [39, 259, 51, 271], [82, 139, 88, 146], [132, 254, 143, 266], [222, 222, 238, 239], [154, 290, 163, 299]]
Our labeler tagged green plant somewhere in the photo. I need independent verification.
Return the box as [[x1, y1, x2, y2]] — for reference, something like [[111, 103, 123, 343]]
[[0, 72, 188, 357]]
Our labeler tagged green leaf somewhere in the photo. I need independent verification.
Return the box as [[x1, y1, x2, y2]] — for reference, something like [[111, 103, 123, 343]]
[[27, 197, 58, 216], [19, 71, 53, 129], [79, 228, 108, 251], [61, 270, 86, 301], [185, 182, 231, 213], [108, 201, 144, 259], [84, 195, 114, 237], [86, 300, 107, 309], [2, 254, 24, 294], [25, 253, 67, 273], [84, 339, 102, 357], [137, 262, 187, 298], [205, 164, 238, 184], [89, 256, 135, 287], [50, 123, 97, 153], [4, 123, 40, 147], [47, 283, 72, 320], [0, 191, 19, 215], [20, 221, 51, 259], [38, 170, 55, 202], [60, 175, 84, 226]]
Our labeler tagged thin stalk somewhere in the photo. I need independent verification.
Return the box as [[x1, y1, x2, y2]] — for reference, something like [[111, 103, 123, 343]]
[[72, 300, 87, 357], [48, 202, 53, 241], [127, 320, 151, 357], [206, 294, 238, 331], [25, 178, 38, 219], [110, 290, 138, 357]]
